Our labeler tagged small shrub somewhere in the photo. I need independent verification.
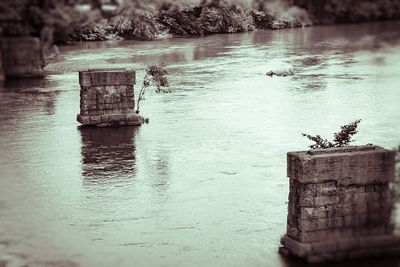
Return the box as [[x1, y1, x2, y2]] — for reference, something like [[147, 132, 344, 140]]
[[136, 64, 170, 114], [157, 9, 204, 36], [110, 7, 166, 40], [302, 119, 361, 149], [199, 4, 255, 34], [70, 22, 117, 41]]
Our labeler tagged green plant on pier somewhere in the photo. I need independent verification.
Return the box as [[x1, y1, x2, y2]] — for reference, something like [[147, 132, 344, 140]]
[[135, 64, 170, 114], [302, 119, 362, 149]]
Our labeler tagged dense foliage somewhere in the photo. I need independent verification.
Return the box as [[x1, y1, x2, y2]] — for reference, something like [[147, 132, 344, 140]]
[[302, 119, 362, 149], [1, 0, 399, 42], [0, 0, 305, 42], [291, 0, 400, 24]]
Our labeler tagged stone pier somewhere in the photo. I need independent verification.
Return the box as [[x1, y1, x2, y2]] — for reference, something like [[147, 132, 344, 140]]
[[280, 145, 399, 263], [77, 68, 144, 127], [1, 37, 44, 78]]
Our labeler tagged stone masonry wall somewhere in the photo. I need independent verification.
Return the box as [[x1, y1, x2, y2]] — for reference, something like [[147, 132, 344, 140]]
[[1, 37, 44, 78], [280, 145, 399, 263], [77, 69, 144, 127]]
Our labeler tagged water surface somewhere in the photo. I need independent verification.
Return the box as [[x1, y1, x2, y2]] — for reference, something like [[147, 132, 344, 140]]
[[1, 21, 400, 267]]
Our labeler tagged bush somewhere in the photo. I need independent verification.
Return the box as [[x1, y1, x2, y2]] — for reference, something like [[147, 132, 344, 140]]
[[136, 64, 171, 114], [200, 5, 255, 33], [70, 21, 117, 41], [157, 9, 204, 35], [292, 0, 400, 24], [111, 8, 166, 40], [302, 119, 362, 149]]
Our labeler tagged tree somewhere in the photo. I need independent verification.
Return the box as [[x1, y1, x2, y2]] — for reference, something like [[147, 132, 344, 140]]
[[302, 119, 361, 149], [135, 64, 170, 114]]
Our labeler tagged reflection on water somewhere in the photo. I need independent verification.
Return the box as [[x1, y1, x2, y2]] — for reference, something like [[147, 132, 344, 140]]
[[0, 79, 60, 127], [0, 20, 400, 267], [80, 127, 138, 183]]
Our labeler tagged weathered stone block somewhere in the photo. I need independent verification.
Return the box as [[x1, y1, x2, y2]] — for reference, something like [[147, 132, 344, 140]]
[[297, 219, 318, 232], [126, 113, 145, 125], [126, 86, 134, 94], [311, 239, 337, 253], [299, 206, 325, 220], [96, 123, 111, 127], [287, 146, 395, 185], [109, 114, 125, 122], [287, 213, 298, 227], [77, 114, 90, 125], [287, 224, 300, 239], [288, 199, 299, 217], [278, 246, 291, 256], [306, 253, 335, 263], [314, 195, 339, 206], [299, 197, 314, 207], [88, 110, 102, 116], [281, 233, 400, 263], [90, 115, 102, 124], [79, 69, 135, 87], [297, 228, 343, 243], [316, 186, 338, 196], [299, 203, 354, 220], [101, 115, 110, 123], [280, 235, 311, 257], [322, 216, 344, 229]]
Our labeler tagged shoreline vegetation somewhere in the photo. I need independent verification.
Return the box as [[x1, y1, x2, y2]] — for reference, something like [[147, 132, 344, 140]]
[[1, 0, 400, 44]]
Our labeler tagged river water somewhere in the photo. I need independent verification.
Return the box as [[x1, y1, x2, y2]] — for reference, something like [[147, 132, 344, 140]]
[[0, 21, 400, 267]]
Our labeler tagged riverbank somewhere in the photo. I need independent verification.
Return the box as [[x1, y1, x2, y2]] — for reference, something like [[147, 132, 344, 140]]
[[67, 0, 400, 42], [69, 2, 309, 42], [2, 0, 400, 43]]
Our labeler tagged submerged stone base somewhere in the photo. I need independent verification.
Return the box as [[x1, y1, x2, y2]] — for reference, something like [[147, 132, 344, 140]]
[[77, 112, 144, 127], [280, 234, 400, 263]]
